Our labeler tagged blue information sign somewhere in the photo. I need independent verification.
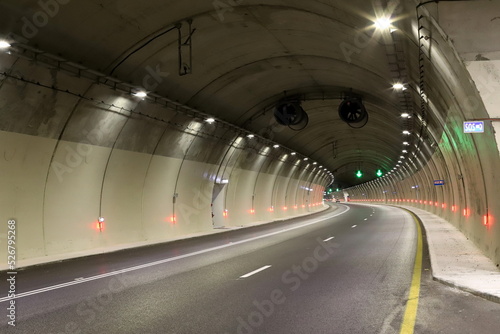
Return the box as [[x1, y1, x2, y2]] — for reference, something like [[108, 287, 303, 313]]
[[434, 180, 445, 186], [463, 121, 484, 133]]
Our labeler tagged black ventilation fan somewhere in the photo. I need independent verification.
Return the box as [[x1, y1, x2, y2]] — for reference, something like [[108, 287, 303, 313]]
[[274, 101, 309, 131], [338, 97, 369, 128]]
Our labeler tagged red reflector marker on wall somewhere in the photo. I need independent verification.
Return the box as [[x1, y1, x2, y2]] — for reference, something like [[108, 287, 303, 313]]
[[483, 214, 494, 227], [97, 217, 104, 231]]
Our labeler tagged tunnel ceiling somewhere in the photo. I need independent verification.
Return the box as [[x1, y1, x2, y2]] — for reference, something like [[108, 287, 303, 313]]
[[0, 0, 441, 188]]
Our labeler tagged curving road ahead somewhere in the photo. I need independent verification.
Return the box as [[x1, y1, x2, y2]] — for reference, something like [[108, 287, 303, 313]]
[[1, 204, 500, 333]]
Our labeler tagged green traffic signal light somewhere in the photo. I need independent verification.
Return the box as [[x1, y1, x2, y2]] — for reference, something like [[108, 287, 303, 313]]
[[376, 169, 383, 177], [356, 170, 363, 178]]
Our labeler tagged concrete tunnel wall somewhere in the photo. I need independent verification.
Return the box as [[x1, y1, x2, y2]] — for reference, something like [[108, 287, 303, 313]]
[[0, 54, 329, 269], [345, 10, 500, 267]]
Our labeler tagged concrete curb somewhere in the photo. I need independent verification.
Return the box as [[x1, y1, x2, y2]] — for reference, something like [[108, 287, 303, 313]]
[[432, 275, 500, 304], [398, 205, 500, 304]]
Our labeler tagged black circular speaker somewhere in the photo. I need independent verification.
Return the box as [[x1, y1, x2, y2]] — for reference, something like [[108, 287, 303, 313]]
[[338, 99, 367, 124]]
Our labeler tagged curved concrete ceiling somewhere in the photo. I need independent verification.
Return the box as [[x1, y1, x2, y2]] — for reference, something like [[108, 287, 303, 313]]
[[0, 0, 449, 187]]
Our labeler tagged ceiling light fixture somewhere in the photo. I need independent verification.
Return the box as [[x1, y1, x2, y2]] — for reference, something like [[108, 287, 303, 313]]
[[375, 17, 392, 30], [393, 83, 405, 90], [0, 41, 11, 49], [206, 118, 215, 124], [133, 91, 147, 98]]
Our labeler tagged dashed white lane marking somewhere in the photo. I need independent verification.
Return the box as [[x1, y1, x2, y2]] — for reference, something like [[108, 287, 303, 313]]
[[240, 265, 272, 278], [0, 206, 351, 303], [324, 237, 335, 242], [364, 218, 368, 221], [352, 225, 357, 228]]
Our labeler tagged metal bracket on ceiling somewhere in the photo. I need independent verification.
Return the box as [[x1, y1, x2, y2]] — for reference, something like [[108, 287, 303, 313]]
[[177, 19, 196, 76]]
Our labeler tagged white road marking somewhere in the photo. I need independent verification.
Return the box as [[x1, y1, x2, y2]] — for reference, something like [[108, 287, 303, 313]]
[[364, 218, 368, 221], [74, 277, 84, 281], [240, 265, 272, 278], [352, 225, 357, 228], [324, 237, 335, 242], [0, 206, 351, 303]]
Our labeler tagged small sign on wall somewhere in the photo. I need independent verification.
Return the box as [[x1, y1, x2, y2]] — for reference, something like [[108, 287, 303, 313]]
[[434, 180, 445, 186], [463, 121, 484, 133]]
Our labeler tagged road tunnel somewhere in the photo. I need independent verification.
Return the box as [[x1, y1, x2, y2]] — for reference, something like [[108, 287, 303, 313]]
[[0, 0, 499, 269]]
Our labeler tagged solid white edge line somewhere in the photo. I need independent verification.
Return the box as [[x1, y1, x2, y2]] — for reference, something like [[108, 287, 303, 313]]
[[240, 265, 272, 278], [0, 205, 351, 303], [324, 237, 335, 242]]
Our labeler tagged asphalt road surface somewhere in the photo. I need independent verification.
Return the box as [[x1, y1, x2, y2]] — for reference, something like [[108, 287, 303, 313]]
[[1, 204, 500, 333]]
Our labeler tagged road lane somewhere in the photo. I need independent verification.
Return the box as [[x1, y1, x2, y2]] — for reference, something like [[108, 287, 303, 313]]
[[0, 206, 345, 302], [2, 204, 421, 333]]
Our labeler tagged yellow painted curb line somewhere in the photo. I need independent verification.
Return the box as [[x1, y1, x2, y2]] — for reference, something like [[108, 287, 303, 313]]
[[399, 211, 423, 334]]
